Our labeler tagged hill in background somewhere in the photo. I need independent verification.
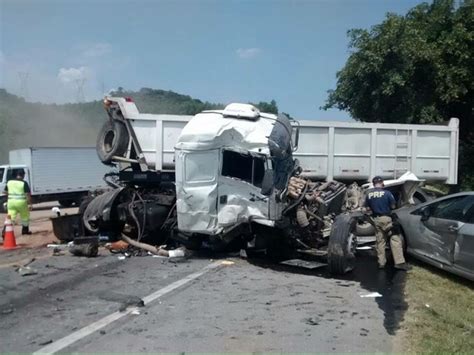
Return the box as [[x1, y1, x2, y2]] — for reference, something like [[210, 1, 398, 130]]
[[0, 88, 278, 162]]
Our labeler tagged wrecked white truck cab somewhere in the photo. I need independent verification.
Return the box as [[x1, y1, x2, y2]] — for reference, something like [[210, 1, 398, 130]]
[[174, 103, 296, 236]]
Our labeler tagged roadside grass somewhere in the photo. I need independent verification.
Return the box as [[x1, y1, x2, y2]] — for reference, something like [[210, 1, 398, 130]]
[[401, 261, 474, 353]]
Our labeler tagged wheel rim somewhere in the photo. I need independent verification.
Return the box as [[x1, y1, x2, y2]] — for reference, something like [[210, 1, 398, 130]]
[[104, 130, 116, 153], [348, 232, 357, 255]]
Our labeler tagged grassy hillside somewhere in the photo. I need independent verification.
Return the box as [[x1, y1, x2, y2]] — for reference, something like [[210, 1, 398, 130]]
[[0, 88, 278, 162]]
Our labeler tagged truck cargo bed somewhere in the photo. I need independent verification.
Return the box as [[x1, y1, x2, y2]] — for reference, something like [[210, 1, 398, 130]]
[[123, 110, 459, 184]]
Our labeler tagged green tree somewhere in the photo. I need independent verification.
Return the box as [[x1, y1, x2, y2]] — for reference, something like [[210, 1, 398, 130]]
[[252, 99, 278, 114], [324, 0, 474, 189]]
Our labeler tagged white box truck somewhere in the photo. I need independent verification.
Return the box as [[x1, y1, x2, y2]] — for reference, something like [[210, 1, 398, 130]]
[[82, 97, 459, 273], [0, 147, 113, 209]]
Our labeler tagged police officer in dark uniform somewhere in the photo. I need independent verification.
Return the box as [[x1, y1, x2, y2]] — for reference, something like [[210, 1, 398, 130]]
[[365, 176, 411, 271]]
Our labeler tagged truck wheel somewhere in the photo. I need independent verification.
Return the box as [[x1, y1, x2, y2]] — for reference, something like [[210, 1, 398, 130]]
[[78, 195, 94, 215], [0, 197, 6, 213], [355, 221, 375, 236], [328, 214, 357, 274], [96, 120, 129, 164]]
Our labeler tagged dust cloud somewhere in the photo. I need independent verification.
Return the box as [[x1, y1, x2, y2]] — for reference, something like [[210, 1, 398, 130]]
[[0, 99, 104, 163]]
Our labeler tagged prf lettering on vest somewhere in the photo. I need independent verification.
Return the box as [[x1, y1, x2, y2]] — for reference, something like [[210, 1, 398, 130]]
[[368, 191, 385, 199]]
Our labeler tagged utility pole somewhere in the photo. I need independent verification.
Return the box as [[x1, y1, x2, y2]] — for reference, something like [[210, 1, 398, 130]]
[[18, 71, 29, 101], [75, 78, 86, 103]]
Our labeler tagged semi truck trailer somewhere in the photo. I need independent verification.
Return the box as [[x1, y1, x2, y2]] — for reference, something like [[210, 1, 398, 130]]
[[0, 147, 113, 210], [83, 97, 459, 273]]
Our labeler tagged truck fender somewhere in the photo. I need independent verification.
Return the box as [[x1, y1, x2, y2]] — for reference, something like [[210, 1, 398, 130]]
[[83, 187, 125, 232]]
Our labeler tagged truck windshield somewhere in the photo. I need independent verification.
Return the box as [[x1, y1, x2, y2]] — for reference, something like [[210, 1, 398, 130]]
[[0, 168, 4, 183]]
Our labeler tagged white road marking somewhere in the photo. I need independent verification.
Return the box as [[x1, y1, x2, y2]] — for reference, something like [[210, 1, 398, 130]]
[[33, 260, 226, 354]]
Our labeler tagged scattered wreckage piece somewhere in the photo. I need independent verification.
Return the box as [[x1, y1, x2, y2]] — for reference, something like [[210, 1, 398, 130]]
[[14, 258, 38, 276], [69, 242, 99, 258], [280, 259, 327, 270]]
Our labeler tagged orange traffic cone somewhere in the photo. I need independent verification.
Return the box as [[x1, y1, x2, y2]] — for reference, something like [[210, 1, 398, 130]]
[[3, 215, 19, 249]]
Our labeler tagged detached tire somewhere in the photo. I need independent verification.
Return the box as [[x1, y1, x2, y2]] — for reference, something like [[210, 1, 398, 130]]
[[96, 120, 129, 164], [328, 214, 357, 274]]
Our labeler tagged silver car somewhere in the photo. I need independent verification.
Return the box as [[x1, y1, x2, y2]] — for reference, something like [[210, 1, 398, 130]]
[[394, 192, 474, 281]]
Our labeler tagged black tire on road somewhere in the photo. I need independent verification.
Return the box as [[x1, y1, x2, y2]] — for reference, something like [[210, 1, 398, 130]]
[[328, 214, 357, 274], [96, 120, 129, 164]]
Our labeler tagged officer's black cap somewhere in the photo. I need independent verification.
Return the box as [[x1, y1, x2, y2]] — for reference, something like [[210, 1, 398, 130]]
[[372, 176, 383, 184]]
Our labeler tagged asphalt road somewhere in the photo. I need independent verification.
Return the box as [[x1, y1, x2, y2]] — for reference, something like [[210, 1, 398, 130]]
[[0, 246, 407, 352]]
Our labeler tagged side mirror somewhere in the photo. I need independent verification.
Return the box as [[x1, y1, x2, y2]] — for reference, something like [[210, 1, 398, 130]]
[[420, 206, 431, 221], [260, 169, 274, 196]]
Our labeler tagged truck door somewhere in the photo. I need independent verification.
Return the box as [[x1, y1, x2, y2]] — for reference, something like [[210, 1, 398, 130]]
[[175, 150, 219, 234], [218, 150, 269, 228]]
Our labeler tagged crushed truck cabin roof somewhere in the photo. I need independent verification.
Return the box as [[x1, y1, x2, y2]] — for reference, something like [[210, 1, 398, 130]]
[[175, 104, 277, 153]]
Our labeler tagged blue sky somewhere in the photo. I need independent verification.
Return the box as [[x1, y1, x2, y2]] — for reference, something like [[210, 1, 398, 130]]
[[0, 0, 427, 120]]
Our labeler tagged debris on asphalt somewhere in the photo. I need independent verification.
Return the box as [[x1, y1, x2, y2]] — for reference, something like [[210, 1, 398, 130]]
[[1, 307, 15, 315], [239, 249, 248, 259], [38, 339, 53, 346], [156, 246, 189, 262], [98, 291, 145, 312], [280, 259, 327, 270], [69, 243, 98, 257], [47, 242, 73, 249], [15, 258, 39, 276], [48, 242, 71, 256], [304, 317, 320, 326], [359, 292, 382, 298], [119, 299, 144, 312], [18, 266, 38, 276], [105, 240, 129, 253], [12, 257, 36, 269], [168, 248, 186, 258], [152, 254, 167, 259]]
